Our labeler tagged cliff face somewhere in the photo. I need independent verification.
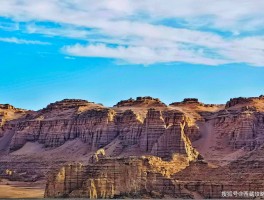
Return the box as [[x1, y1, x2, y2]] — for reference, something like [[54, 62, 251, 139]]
[[1, 96, 264, 199], [225, 95, 264, 109], [211, 106, 264, 151], [0, 104, 27, 130], [0, 99, 199, 161], [44, 156, 195, 199], [9, 108, 118, 151]]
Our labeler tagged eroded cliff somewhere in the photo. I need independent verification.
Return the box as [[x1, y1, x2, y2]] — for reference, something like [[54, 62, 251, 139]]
[[44, 156, 196, 199], [1, 96, 264, 199], [3, 99, 199, 161]]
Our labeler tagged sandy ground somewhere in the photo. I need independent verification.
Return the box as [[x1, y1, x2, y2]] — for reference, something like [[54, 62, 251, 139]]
[[11, 142, 45, 155], [10, 139, 91, 162], [0, 179, 45, 198]]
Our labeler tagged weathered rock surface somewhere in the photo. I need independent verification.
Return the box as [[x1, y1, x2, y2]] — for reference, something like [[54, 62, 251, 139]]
[[173, 146, 264, 199], [3, 99, 199, 161], [170, 98, 222, 108], [44, 156, 194, 199], [212, 109, 264, 150], [225, 95, 264, 109], [1, 95, 264, 199], [114, 96, 167, 108], [0, 104, 27, 129]]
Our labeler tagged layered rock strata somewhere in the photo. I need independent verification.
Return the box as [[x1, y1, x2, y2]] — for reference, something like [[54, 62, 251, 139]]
[[213, 109, 264, 150], [114, 96, 167, 108], [1, 96, 264, 199], [225, 95, 264, 109], [3, 99, 199, 161], [170, 98, 221, 108], [44, 156, 195, 199]]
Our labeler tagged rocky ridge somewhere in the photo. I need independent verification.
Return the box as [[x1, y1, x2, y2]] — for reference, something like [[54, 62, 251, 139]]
[[114, 96, 167, 108], [0, 96, 264, 198], [4, 99, 199, 161], [44, 155, 196, 198]]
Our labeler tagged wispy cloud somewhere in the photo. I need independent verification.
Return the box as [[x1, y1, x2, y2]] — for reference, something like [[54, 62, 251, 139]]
[[0, 21, 19, 31], [63, 43, 227, 65], [0, 37, 50, 45], [0, 0, 264, 66]]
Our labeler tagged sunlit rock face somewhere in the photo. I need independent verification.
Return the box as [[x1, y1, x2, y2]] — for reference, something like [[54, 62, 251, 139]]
[[6, 99, 199, 161], [1, 96, 264, 199], [44, 156, 195, 199], [114, 96, 167, 108], [0, 104, 27, 135]]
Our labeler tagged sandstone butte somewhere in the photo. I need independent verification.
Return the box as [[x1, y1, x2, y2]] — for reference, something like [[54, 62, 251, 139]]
[[0, 95, 264, 198]]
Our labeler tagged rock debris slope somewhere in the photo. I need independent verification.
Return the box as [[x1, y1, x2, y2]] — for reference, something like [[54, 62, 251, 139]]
[[0, 96, 264, 198]]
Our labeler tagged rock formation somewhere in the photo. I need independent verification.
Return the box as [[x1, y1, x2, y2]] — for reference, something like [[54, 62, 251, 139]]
[[44, 156, 194, 198], [3, 99, 199, 161], [170, 98, 220, 108], [225, 95, 264, 109], [0, 104, 27, 128], [0, 96, 264, 199], [114, 96, 167, 108], [213, 109, 264, 150]]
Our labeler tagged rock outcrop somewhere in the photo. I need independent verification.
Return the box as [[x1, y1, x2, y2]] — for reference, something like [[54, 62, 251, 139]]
[[170, 98, 219, 108], [44, 156, 194, 199], [213, 109, 264, 150], [0, 104, 28, 139], [225, 95, 264, 109], [1, 95, 264, 199], [3, 99, 199, 161], [9, 107, 117, 151], [114, 96, 167, 108], [226, 97, 255, 108], [0, 104, 27, 127]]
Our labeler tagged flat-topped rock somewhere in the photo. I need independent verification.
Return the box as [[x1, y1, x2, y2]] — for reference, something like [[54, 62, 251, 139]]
[[225, 96, 264, 109], [170, 98, 205, 106], [225, 97, 255, 108], [44, 99, 95, 110], [183, 98, 200, 103], [0, 104, 16, 110], [114, 96, 167, 108]]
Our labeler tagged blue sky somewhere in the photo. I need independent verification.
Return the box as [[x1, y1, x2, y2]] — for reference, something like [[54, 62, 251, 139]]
[[0, 0, 263, 110]]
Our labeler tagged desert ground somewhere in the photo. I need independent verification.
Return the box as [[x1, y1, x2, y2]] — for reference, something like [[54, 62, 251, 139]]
[[0, 179, 45, 198]]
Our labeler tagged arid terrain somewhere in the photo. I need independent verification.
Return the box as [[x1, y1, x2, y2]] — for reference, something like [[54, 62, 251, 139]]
[[0, 179, 44, 198], [0, 96, 264, 198]]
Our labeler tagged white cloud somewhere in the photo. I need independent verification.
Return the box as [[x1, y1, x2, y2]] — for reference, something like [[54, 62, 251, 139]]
[[63, 43, 227, 65], [1, 0, 262, 31], [26, 23, 95, 40], [0, 0, 264, 66], [0, 37, 50, 45], [219, 37, 264, 67]]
